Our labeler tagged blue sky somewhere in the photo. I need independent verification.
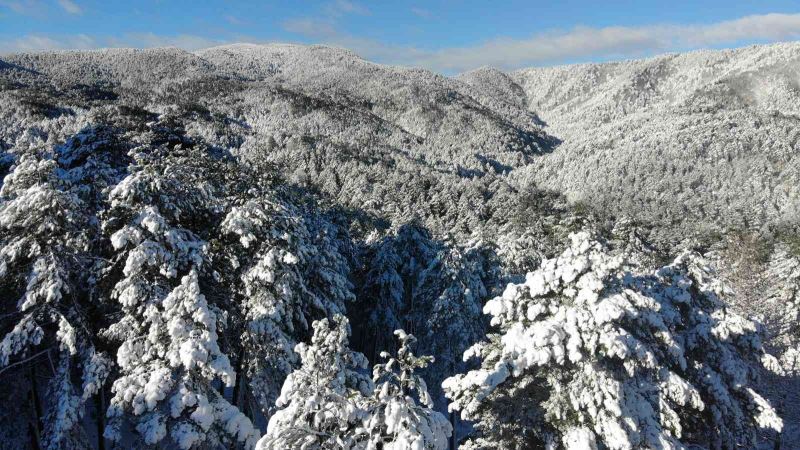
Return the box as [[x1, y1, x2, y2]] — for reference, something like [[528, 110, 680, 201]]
[[2, 0, 800, 73]]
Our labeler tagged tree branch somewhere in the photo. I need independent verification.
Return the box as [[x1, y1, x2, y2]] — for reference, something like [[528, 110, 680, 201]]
[[0, 348, 53, 377]]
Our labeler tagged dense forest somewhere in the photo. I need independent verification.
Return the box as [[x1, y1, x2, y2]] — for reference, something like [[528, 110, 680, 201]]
[[0, 42, 799, 449]]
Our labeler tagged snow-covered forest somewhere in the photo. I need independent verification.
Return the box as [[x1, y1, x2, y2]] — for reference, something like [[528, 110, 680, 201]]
[[0, 41, 799, 449]]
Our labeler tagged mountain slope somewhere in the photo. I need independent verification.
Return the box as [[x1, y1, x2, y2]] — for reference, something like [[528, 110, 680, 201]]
[[509, 42, 800, 244], [1, 47, 217, 86], [198, 44, 556, 171]]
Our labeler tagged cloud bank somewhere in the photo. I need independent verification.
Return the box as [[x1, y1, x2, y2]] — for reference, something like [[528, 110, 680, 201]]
[[2, 13, 800, 73], [56, 0, 80, 14], [0, 33, 225, 54], [403, 13, 800, 72]]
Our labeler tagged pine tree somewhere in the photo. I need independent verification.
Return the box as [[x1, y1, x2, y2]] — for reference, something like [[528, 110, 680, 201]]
[[414, 242, 491, 420], [357, 225, 495, 434], [444, 231, 783, 449], [256, 317, 451, 450], [363, 330, 452, 450], [101, 138, 257, 448], [356, 222, 440, 359], [357, 232, 404, 360], [217, 194, 355, 418], [0, 153, 87, 369], [0, 125, 124, 449], [418, 243, 490, 379], [219, 197, 320, 417], [770, 247, 800, 373], [255, 314, 373, 449]]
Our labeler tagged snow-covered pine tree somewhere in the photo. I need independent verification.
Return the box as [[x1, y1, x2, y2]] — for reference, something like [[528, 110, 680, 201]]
[[715, 233, 800, 375], [363, 329, 452, 450], [219, 197, 317, 418], [495, 184, 583, 277], [301, 214, 356, 323], [357, 225, 496, 436], [0, 125, 125, 449], [756, 240, 800, 447], [389, 225, 439, 339], [414, 242, 490, 421], [443, 231, 783, 449], [255, 314, 373, 450], [356, 231, 404, 360], [217, 194, 355, 418], [495, 226, 551, 277], [355, 222, 439, 360], [766, 244, 800, 373], [101, 134, 257, 449], [419, 243, 491, 372]]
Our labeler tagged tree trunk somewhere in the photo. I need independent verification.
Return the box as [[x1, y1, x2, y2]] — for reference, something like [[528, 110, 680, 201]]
[[96, 387, 106, 450], [29, 365, 43, 450], [449, 410, 457, 450], [28, 421, 41, 450], [232, 347, 246, 408]]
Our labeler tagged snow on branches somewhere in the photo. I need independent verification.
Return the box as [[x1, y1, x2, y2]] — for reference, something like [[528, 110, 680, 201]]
[[256, 314, 372, 449], [106, 271, 258, 449], [0, 126, 121, 449], [217, 196, 355, 415], [102, 142, 257, 449], [443, 232, 782, 449], [256, 316, 450, 450], [364, 329, 452, 450]]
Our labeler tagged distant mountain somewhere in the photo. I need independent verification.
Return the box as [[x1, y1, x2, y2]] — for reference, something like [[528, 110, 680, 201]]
[[1, 47, 216, 86], [198, 43, 556, 169], [507, 42, 800, 244]]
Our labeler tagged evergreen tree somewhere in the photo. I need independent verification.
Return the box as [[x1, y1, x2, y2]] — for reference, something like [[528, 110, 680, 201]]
[[255, 314, 372, 449], [0, 125, 125, 449], [356, 222, 445, 360], [444, 232, 783, 449], [217, 194, 355, 418], [257, 318, 451, 450], [101, 139, 257, 448], [363, 330, 452, 450], [357, 232, 404, 360], [413, 241, 492, 434]]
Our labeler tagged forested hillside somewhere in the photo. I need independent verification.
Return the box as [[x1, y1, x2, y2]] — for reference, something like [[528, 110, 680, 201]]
[[511, 43, 800, 245], [0, 42, 798, 449]]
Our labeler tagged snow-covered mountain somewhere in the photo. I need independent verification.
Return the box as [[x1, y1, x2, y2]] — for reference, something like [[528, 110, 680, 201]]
[[1, 42, 799, 449], [510, 42, 800, 244], [8, 42, 798, 244]]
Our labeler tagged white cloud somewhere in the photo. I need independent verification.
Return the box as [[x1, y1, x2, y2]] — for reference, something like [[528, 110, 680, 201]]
[[324, 0, 368, 17], [1, 0, 78, 16], [410, 7, 431, 19], [0, 33, 96, 53], [3, 13, 800, 74], [281, 12, 800, 72], [282, 18, 339, 39], [284, 0, 368, 40], [407, 13, 800, 72], [56, 0, 80, 14], [0, 33, 224, 54], [0, 0, 42, 15], [225, 15, 244, 26], [686, 13, 800, 45], [115, 33, 224, 50]]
